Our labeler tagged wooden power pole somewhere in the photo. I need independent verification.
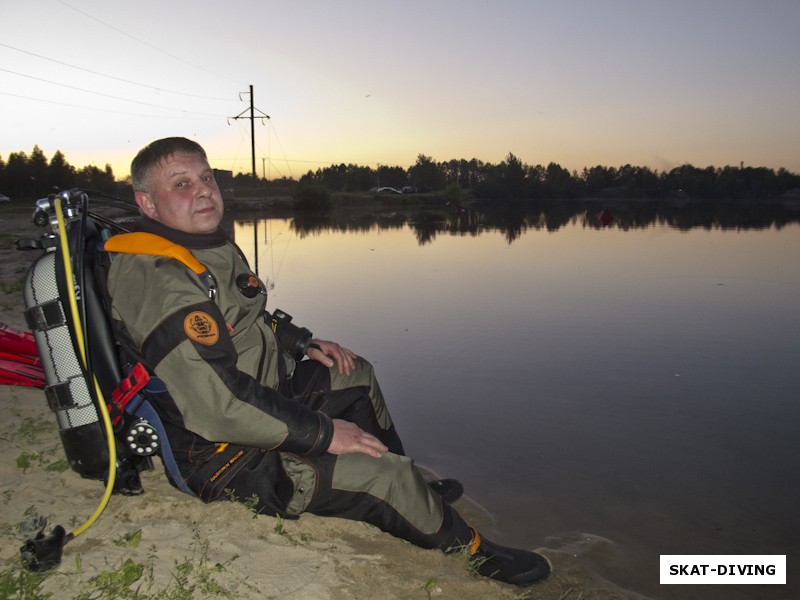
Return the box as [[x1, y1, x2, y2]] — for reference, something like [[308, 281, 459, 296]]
[[230, 85, 270, 181]]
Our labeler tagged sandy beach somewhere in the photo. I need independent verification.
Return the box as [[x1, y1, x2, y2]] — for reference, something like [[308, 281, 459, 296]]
[[0, 202, 636, 599]]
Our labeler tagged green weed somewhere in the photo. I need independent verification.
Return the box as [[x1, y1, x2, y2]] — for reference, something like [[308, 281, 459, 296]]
[[16, 451, 40, 474], [159, 530, 237, 599], [448, 543, 492, 580], [0, 528, 250, 599], [73, 558, 143, 600], [1, 269, 27, 294], [16, 450, 65, 474], [273, 513, 286, 535], [112, 529, 142, 550], [1, 279, 25, 294], [15, 416, 56, 445], [421, 576, 437, 599], [221, 489, 262, 519], [0, 557, 54, 599]]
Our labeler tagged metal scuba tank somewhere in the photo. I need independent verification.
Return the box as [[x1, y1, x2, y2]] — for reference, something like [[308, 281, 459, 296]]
[[20, 192, 150, 492], [23, 247, 110, 479]]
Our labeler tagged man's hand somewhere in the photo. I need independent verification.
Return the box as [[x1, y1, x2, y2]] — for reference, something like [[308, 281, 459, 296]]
[[307, 339, 357, 376], [327, 419, 387, 459]]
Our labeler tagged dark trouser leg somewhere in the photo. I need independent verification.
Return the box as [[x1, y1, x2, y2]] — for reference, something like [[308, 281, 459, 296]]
[[290, 360, 405, 455], [296, 450, 472, 551]]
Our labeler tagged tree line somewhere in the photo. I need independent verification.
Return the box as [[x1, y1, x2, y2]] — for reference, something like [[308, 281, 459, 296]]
[[3, 145, 800, 202], [0, 145, 119, 199], [301, 153, 800, 201]]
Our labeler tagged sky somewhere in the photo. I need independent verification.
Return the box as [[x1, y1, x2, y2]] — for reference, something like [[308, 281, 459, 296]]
[[1, 0, 799, 181]]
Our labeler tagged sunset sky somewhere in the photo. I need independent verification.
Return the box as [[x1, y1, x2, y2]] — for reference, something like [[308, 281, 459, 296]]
[[2, 0, 799, 181]]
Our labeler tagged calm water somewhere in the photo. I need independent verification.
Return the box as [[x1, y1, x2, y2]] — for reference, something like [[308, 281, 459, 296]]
[[234, 201, 799, 600]]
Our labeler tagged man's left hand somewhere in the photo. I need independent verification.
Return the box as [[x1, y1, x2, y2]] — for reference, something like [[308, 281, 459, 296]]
[[307, 339, 357, 376]]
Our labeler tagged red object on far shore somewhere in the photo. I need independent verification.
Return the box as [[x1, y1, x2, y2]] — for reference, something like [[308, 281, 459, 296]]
[[596, 209, 613, 227]]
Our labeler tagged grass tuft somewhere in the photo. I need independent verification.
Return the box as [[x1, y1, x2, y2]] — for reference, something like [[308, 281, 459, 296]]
[[0, 527, 253, 599]]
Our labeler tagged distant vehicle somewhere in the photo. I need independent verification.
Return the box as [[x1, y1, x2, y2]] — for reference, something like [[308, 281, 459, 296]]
[[376, 187, 402, 194], [401, 186, 418, 194], [0, 194, 10, 203]]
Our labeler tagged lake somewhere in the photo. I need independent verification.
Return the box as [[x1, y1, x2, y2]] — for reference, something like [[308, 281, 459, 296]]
[[233, 199, 799, 600]]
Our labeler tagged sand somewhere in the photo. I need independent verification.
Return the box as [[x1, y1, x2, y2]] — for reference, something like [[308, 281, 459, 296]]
[[0, 202, 636, 599]]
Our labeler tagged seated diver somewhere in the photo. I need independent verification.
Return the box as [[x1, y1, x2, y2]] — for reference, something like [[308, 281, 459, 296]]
[[105, 136, 552, 587]]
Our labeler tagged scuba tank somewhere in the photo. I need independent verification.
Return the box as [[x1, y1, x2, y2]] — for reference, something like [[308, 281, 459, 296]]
[[24, 248, 111, 478], [22, 191, 150, 489], [17, 190, 156, 570]]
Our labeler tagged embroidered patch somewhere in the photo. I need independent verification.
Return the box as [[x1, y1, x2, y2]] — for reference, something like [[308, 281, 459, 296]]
[[184, 311, 219, 346]]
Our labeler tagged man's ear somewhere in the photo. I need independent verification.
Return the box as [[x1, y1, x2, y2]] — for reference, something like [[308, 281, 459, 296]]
[[135, 191, 158, 220]]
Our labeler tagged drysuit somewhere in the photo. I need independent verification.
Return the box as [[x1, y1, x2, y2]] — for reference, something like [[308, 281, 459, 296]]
[[106, 217, 472, 551]]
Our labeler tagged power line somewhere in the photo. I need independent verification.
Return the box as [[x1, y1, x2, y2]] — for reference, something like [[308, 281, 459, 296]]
[[56, 0, 243, 85], [0, 42, 233, 102], [0, 67, 226, 117], [0, 90, 218, 120], [256, 121, 294, 179]]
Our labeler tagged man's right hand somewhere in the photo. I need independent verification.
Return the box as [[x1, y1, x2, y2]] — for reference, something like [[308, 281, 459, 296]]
[[327, 419, 387, 459]]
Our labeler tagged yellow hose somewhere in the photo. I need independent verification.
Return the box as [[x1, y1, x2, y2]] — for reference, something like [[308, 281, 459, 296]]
[[54, 197, 117, 540]]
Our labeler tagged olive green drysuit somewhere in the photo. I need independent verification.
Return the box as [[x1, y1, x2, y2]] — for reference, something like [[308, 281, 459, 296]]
[[107, 217, 471, 551]]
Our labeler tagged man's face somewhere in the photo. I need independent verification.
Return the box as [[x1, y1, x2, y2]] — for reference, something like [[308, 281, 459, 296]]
[[135, 152, 224, 234]]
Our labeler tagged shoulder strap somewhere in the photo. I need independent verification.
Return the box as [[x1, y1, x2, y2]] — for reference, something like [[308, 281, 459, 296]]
[[103, 232, 216, 299]]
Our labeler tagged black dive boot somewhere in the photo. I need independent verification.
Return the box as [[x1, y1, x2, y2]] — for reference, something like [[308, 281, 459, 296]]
[[467, 528, 551, 586], [427, 478, 464, 504]]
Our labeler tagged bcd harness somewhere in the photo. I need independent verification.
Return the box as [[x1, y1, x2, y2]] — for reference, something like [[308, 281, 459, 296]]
[[102, 232, 319, 488], [102, 232, 314, 498], [102, 231, 221, 498]]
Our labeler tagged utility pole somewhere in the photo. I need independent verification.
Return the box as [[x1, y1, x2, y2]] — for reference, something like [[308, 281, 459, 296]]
[[230, 85, 270, 181]]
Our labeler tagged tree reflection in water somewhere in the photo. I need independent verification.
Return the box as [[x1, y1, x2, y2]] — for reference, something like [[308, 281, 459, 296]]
[[281, 198, 800, 246]]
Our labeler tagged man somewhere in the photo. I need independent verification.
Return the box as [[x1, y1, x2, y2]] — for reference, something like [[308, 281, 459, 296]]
[[107, 137, 551, 587]]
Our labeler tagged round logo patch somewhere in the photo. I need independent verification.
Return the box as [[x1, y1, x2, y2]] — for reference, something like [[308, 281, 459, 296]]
[[184, 311, 219, 346]]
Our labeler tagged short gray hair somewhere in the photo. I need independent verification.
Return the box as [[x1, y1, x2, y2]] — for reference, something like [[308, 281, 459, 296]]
[[131, 137, 207, 192]]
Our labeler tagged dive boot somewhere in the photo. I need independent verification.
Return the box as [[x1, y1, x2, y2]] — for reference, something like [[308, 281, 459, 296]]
[[427, 478, 464, 504], [467, 528, 552, 586]]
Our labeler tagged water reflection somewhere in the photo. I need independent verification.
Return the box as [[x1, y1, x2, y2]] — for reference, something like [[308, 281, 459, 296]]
[[277, 199, 800, 245], [231, 205, 799, 600]]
